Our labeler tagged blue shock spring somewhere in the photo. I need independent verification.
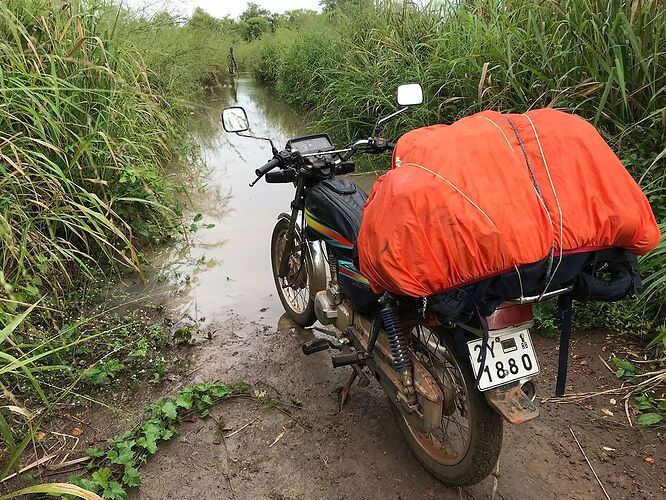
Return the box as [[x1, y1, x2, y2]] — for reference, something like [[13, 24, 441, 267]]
[[381, 306, 412, 374]]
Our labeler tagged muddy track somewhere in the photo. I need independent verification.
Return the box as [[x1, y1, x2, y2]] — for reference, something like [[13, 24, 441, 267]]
[[122, 314, 663, 500]]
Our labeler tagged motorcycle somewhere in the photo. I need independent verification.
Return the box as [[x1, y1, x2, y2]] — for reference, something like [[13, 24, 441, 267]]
[[220, 84, 574, 486]]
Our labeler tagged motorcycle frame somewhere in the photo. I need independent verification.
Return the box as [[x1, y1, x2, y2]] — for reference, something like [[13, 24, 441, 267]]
[[276, 177, 445, 426]]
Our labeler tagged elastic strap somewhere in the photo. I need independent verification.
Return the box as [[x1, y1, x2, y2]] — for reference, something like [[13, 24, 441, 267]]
[[475, 314, 490, 386], [452, 326, 468, 359], [505, 116, 555, 288], [555, 294, 573, 396], [457, 288, 490, 388]]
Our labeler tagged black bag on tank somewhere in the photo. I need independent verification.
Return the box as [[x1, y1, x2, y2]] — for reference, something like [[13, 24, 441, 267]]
[[305, 179, 367, 257]]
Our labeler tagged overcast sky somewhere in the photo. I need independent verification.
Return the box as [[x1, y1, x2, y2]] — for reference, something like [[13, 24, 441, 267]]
[[123, 0, 322, 19]]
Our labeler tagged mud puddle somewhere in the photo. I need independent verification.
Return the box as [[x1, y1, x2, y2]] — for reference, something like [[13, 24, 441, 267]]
[[130, 78, 302, 324], [90, 79, 665, 499]]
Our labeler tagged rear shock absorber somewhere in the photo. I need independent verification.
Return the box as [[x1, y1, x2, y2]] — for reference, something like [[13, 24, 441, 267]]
[[381, 306, 413, 387]]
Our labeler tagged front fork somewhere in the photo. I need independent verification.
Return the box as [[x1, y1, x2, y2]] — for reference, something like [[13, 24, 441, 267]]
[[278, 176, 306, 278]]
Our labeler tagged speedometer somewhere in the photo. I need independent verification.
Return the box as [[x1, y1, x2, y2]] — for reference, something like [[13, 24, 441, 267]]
[[287, 134, 334, 154]]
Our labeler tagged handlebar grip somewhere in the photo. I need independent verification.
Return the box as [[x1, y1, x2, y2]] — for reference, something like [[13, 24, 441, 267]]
[[335, 162, 355, 175], [255, 157, 281, 177], [265, 169, 296, 183]]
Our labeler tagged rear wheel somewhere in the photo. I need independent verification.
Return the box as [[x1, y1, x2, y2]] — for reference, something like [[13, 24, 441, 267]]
[[270, 218, 316, 327], [391, 327, 503, 486]]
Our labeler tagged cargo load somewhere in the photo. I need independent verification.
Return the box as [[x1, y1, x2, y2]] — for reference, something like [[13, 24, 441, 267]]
[[356, 109, 660, 299]]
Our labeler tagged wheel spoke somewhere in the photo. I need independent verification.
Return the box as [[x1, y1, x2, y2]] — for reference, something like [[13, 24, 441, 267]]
[[274, 227, 310, 315], [407, 326, 476, 465]]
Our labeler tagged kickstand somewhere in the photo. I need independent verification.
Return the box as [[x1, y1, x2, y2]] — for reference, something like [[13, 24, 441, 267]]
[[338, 370, 358, 413]]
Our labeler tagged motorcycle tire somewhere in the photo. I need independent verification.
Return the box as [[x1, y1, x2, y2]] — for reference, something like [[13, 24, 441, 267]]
[[270, 218, 317, 327], [390, 327, 503, 486]]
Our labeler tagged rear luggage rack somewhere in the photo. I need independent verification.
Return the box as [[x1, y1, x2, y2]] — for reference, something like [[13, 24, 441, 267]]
[[507, 285, 574, 305]]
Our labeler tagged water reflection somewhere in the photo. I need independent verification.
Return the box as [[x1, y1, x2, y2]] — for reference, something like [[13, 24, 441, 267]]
[[130, 77, 378, 327], [136, 78, 301, 323]]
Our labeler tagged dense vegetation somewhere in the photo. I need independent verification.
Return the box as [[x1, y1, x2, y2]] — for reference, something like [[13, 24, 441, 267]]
[[0, 0, 235, 314], [0, 0, 233, 484], [237, 0, 666, 337]]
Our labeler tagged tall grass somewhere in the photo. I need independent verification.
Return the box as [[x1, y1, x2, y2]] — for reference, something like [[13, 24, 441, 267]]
[[0, 0, 233, 483], [242, 0, 665, 150], [0, 302, 101, 480], [1, 0, 169, 310], [238, 0, 665, 326], [0, 0, 233, 312]]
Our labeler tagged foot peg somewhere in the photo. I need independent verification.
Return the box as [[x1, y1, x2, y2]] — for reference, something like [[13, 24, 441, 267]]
[[302, 338, 331, 355], [331, 351, 367, 368]]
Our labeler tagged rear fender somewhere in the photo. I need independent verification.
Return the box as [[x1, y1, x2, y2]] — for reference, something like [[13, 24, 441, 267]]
[[484, 382, 539, 424], [277, 212, 328, 297]]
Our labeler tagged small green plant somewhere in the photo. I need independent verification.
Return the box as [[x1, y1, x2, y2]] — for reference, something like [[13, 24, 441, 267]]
[[85, 360, 125, 386], [533, 301, 558, 337], [128, 339, 149, 359], [612, 357, 638, 381], [189, 213, 216, 233], [69, 382, 250, 500], [149, 363, 166, 384], [635, 392, 666, 426], [647, 326, 666, 351], [173, 324, 197, 345]]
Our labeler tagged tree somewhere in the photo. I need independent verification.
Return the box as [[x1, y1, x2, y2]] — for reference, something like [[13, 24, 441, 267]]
[[238, 16, 272, 42], [187, 7, 222, 32], [320, 0, 372, 12], [285, 9, 318, 24], [239, 3, 271, 22], [320, 0, 338, 11]]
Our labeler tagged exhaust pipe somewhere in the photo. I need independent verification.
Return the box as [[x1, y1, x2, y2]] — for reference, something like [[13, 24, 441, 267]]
[[521, 380, 537, 402]]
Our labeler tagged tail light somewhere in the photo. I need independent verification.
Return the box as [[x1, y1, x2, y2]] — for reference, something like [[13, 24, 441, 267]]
[[485, 303, 533, 331]]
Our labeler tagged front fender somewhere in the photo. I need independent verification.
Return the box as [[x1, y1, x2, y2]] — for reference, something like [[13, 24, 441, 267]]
[[277, 212, 328, 298]]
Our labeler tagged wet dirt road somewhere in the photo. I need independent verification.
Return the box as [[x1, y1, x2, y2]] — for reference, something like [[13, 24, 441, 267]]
[[128, 80, 664, 499]]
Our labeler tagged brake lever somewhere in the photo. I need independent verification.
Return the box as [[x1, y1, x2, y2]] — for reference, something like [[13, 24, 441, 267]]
[[249, 175, 262, 187], [369, 136, 389, 153]]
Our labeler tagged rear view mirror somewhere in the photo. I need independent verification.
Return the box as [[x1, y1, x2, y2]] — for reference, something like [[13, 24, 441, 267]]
[[396, 83, 423, 106], [222, 106, 249, 133]]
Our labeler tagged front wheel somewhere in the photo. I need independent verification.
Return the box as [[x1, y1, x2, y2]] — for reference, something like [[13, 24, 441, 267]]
[[391, 327, 503, 486], [271, 218, 316, 327]]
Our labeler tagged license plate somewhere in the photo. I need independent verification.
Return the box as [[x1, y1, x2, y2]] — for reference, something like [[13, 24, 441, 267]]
[[467, 329, 540, 391]]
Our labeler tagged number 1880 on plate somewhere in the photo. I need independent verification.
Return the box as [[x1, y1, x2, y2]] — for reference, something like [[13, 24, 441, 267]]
[[467, 329, 540, 391]]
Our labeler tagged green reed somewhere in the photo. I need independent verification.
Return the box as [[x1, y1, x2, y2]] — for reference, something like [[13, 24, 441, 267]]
[[238, 0, 665, 326]]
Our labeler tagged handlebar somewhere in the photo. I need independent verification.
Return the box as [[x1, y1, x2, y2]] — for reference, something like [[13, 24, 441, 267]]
[[251, 136, 394, 186], [335, 162, 355, 175], [265, 169, 296, 183], [255, 157, 281, 176]]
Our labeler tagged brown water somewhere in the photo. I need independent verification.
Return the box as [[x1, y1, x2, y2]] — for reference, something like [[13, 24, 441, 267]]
[[136, 78, 378, 325]]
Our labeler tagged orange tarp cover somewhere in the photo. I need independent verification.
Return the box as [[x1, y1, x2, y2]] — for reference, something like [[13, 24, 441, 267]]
[[357, 109, 660, 297]]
